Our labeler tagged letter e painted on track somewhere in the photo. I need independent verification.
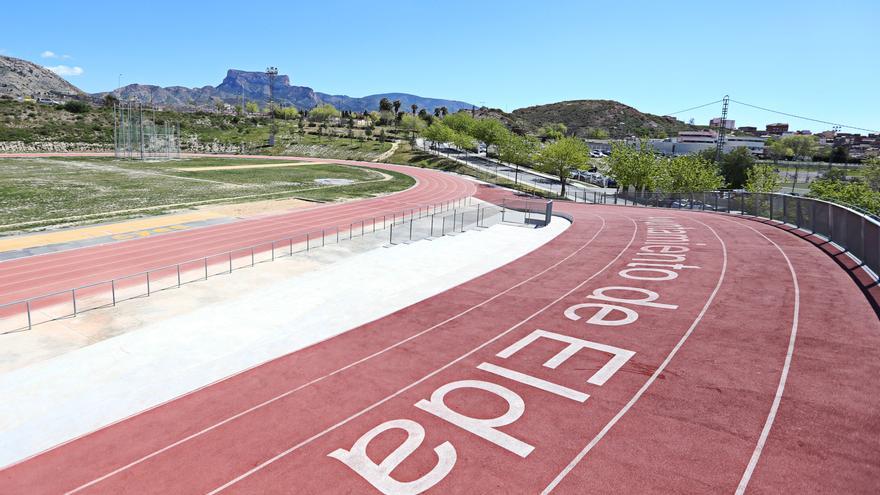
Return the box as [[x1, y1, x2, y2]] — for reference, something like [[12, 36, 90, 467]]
[[564, 303, 638, 326], [328, 419, 456, 495], [496, 329, 635, 386], [415, 380, 534, 458]]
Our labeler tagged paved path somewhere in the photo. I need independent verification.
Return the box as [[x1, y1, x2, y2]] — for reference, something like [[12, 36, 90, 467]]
[[1, 183, 877, 494]]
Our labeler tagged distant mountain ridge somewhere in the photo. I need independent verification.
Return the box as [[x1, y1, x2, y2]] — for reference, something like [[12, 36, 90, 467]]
[[0, 56, 84, 99], [97, 69, 474, 113]]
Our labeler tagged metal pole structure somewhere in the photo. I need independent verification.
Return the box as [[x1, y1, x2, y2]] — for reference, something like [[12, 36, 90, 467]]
[[111, 280, 116, 306], [26, 301, 32, 330], [714, 95, 729, 164], [409, 216, 413, 240]]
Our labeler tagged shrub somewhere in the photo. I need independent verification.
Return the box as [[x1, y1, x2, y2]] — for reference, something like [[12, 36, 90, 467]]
[[63, 100, 90, 114]]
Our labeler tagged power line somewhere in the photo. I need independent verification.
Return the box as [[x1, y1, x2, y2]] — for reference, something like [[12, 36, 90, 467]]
[[665, 99, 723, 116], [729, 99, 878, 134]]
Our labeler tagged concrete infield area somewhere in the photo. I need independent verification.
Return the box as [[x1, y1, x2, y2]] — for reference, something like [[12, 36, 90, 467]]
[[0, 155, 878, 494]]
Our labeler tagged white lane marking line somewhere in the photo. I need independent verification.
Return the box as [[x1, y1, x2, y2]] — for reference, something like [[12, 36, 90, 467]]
[[541, 218, 728, 494], [206, 215, 639, 494], [65, 212, 608, 493], [733, 222, 800, 495]]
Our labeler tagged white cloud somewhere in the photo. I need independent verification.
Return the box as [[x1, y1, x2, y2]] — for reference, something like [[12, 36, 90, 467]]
[[41, 50, 72, 59], [46, 65, 84, 76]]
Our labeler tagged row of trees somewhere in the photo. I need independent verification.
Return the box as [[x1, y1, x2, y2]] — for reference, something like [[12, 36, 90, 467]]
[[607, 141, 781, 194], [421, 112, 592, 195], [808, 157, 880, 214]]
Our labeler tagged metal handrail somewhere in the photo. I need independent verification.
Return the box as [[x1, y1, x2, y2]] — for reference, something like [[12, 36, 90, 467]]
[[0, 196, 485, 333]]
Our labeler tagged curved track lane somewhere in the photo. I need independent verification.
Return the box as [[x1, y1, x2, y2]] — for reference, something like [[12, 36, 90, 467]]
[[0, 156, 476, 306]]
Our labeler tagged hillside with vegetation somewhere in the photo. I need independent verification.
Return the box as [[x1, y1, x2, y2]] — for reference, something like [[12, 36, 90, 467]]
[[509, 100, 699, 139]]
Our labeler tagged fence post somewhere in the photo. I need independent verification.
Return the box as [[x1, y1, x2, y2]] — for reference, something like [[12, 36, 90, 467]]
[[111, 279, 117, 306], [460, 212, 465, 232], [271, 241, 276, 260], [442, 215, 446, 235], [146, 272, 151, 296], [72, 289, 77, 315], [431, 214, 435, 236], [26, 301, 32, 330], [362, 220, 365, 236], [177, 265, 181, 287], [322, 230, 325, 247], [740, 193, 745, 215], [204, 258, 208, 280], [828, 205, 834, 242], [251, 248, 255, 267], [307, 232, 311, 251], [390, 221, 394, 243], [452, 210, 457, 231], [409, 216, 414, 240], [476, 203, 482, 227], [502, 199, 506, 222], [811, 201, 816, 234], [229, 252, 233, 273]]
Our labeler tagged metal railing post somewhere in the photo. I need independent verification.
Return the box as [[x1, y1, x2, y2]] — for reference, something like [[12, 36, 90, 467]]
[[229, 252, 233, 273], [361, 220, 365, 236], [204, 258, 208, 280], [146, 273, 151, 296], [502, 199, 506, 221], [452, 210, 457, 231], [476, 204, 482, 227], [460, 212, 465, 232], [177, 265, 181, 287], [409, 216, 414, 240], [389, 221, 394, 243], [442, 215, 446, 235], [322, 230, 325, 247], [430, 214, 435, 236], [251, 248, 255, 266], [111, 280, 117, 306], [72, 289, 77, 315], [26, 301, 32, 330], [307, 232, 311, 251]]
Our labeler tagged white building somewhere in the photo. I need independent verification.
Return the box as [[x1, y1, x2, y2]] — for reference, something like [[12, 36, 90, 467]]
[[647, 130, 766, 156]]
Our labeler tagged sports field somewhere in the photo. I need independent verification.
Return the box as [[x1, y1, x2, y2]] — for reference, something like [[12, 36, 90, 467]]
[[0, 156, 414, 232]]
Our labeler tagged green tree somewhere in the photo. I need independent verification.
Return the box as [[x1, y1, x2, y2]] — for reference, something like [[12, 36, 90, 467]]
[[534, 137, 590, 196], [245, 101, 259, 114], [539, 123, 567, 141], [392, 100, 401, 115], [309, 104, 341, 123], [654, 155, 724, 193], [421, 122, 457, 149], [863, 156, 880, 191], [781, 135, 818, 161], [719, 147, 755, 188], [809, 178, 880, 214], [744, 164, 781, 193], [498, 133, 538, 184], [400, 113, 426, 142], [584, 127, 609, 139], [607, 140, 656, 192], [411, 103, 418, 115], [829, 146, 849, 163], [379, 98, 393, 112], [470, 118, 509, 154], [442, 112, 477, 135]]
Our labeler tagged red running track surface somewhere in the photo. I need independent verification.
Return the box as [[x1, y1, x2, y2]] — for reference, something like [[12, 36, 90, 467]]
[[1, 184, 878, 494], [0, 155, 476, 307]]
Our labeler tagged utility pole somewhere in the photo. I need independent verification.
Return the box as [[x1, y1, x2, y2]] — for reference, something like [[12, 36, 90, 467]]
[[714, 95, 729, 163], [266, 67, 278, 146]]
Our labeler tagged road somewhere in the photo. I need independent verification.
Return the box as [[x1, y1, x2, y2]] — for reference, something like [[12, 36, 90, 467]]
[[415, 139, 616, 202]]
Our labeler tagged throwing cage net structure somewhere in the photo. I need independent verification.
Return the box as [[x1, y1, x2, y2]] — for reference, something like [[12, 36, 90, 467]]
[[113, 100, 180, 160]]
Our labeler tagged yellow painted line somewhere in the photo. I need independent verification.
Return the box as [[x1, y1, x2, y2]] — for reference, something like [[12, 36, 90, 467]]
[[0, 211, 224, 252], [171, 161, 326, 172]]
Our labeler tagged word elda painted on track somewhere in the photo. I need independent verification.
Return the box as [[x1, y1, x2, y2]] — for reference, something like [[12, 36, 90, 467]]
[[329, 217, 699, 494]]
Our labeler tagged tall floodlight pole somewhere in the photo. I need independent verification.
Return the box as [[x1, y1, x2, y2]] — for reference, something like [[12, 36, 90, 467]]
[[714, 95, 729, 163], [266, 67, 278, 146]]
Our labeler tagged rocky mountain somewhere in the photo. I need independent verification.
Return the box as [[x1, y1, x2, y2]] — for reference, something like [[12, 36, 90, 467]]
[[508, 100, 698, 139], [0, 56, 84, 99], [100, 69, 472, 113]]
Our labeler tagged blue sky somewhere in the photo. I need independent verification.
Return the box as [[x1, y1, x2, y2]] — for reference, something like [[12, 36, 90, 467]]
[[2, 0, 877, 132]]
